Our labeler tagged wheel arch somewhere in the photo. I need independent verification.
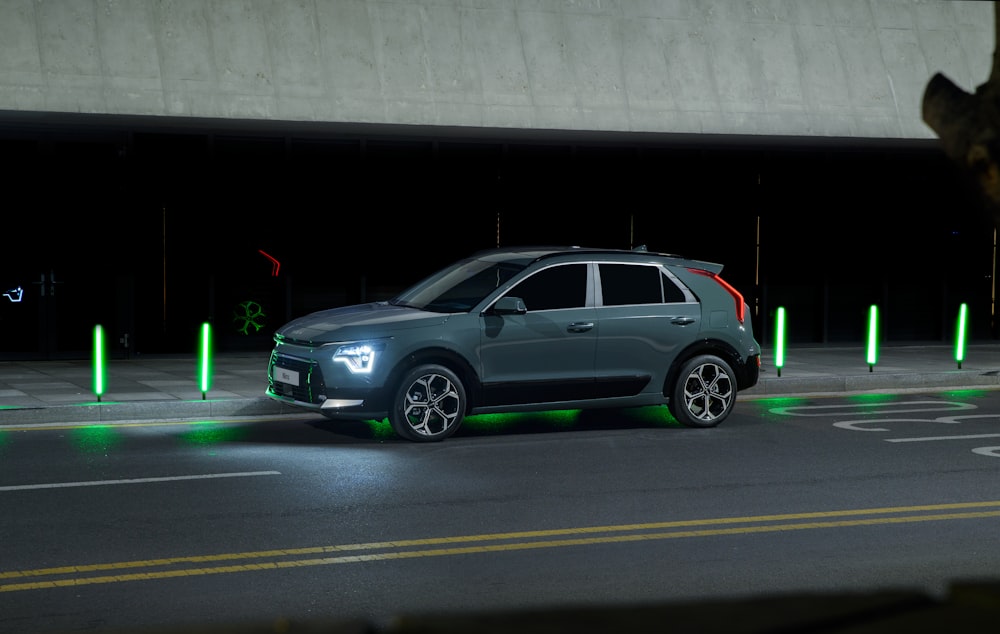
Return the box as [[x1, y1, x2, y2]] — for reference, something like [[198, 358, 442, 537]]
[[662, 339, 745, 397], [385, 346, 481, 413]]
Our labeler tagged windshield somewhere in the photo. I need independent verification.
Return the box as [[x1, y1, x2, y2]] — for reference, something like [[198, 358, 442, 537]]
[[392, 257, 526, 312]]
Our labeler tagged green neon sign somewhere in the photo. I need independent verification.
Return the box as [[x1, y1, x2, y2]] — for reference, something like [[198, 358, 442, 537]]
[[234, 300, 266, 335]]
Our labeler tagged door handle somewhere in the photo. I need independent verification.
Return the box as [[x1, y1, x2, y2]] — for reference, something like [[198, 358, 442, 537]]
[[671, 317, 696, 325], [567, 322, 594, 333]]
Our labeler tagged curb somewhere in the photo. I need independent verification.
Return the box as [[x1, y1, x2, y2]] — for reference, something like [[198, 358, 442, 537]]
[[743, 370, 1000, 397], [0, 397, 308, 426]]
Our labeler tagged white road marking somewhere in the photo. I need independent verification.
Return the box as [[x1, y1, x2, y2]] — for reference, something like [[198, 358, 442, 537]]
[[833, 417, 951, 432], [769, 401, 976, 417], [769, 399, 1000, 457], [886, 434, 1000, 443], [0, 471, 281, 492], [835, 413, 1000, 433]]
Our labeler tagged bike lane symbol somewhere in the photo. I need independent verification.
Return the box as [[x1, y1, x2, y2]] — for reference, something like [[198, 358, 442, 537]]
[[768, 401, 1000, 458]]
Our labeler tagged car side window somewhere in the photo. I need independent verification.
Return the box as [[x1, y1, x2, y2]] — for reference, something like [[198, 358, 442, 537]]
[[660, 270, 687, 303], [507, 263, 587, 311], [599, 263, 667, 306]]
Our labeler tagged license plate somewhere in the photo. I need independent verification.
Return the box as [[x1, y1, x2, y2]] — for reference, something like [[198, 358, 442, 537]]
[[274, 367, 300, 387]]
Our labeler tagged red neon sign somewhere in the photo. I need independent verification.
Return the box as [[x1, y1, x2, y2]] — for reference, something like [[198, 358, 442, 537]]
[[259, 250, 280, 276]]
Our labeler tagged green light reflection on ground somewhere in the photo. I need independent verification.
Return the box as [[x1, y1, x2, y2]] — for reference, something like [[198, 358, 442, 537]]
[[747, 396, 808, 408], [742, 396, 807, 420], [463, 409, 583, 433], [177, 421, 249, 445], [71, 425, 121, 453], [363, 419, 396, 440], [844, 392, 901, 404], [938, 389, 990, 399], [617, 405, 680, 428]]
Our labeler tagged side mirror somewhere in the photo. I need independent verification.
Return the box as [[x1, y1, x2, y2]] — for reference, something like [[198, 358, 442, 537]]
[[493, 296, 527, 315]]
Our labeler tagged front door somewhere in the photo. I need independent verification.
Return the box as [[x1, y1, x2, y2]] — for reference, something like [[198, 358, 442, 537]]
[[478, 263, 596, 406]]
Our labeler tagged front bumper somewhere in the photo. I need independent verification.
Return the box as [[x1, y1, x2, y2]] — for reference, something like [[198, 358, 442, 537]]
[[266, 350, 389, 419]]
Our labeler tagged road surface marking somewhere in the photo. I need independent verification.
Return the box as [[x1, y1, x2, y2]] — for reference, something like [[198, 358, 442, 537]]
[[4, 500, 1000, 592], [769, 401, 975, 417], [886, 433, 1000, 443], [0, 471, 281, 492]]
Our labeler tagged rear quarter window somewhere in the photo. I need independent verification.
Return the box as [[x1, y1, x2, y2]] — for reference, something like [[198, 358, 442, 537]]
[[661, 270, 687, 303]]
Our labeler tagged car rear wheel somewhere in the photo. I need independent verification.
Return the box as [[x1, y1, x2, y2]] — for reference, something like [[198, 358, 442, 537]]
[[668, 355, 736, 428], [389, 364, 466, 442]]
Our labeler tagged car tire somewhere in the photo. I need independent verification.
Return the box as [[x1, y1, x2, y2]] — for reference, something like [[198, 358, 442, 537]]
[[388, 364, 466, 442], [668, 354, 736, 428]]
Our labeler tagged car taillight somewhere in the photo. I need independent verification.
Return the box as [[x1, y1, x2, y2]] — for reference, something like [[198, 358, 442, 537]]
[[688, 268, 745, 324]]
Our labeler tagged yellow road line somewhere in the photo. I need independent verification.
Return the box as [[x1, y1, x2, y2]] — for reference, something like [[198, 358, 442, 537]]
[[3, 501, 999, 592]]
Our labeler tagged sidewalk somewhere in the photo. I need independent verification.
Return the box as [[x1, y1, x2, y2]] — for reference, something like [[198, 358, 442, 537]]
[[2, 343, 1000, 426], [0, 352, 297, 426]]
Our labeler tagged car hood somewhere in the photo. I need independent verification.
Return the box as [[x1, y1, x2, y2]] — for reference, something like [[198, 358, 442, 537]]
[[275, 301, 449, 343]]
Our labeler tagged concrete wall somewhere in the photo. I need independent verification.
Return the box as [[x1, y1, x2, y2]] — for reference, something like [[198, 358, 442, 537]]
[[0, 0, 992, 140]]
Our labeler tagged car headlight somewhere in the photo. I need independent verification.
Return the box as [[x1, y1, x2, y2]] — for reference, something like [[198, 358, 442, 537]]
[[333, 343, 379, 374]]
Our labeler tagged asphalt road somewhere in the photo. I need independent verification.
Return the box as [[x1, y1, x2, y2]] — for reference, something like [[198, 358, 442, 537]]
[[3, 389, 1000, 633]]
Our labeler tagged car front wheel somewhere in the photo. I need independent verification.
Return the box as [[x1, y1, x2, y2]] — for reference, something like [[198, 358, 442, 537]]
[[669, 355, 736, 428], [388, 364, 466, 442]]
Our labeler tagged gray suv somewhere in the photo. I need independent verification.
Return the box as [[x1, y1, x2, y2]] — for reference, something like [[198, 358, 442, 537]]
[[266, 246, 761, 442]]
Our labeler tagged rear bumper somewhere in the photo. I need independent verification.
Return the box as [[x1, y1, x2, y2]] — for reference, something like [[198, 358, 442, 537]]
[[735, 353, 761, 390]]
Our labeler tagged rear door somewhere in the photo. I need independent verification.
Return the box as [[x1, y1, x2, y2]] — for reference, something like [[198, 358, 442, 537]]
[[593, 262, 701, 397]]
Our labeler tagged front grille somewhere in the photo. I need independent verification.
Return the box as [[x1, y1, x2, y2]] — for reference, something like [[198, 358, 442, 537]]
[[268, 351, 326, 404]]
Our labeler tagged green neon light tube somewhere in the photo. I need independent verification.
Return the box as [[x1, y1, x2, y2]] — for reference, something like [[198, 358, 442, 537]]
[[199, 322, 212, 395], [774, 307, 786, 370], [955, 303, 968, 363], [93, 324, 106, 398], [866, 305, 879, 366]]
